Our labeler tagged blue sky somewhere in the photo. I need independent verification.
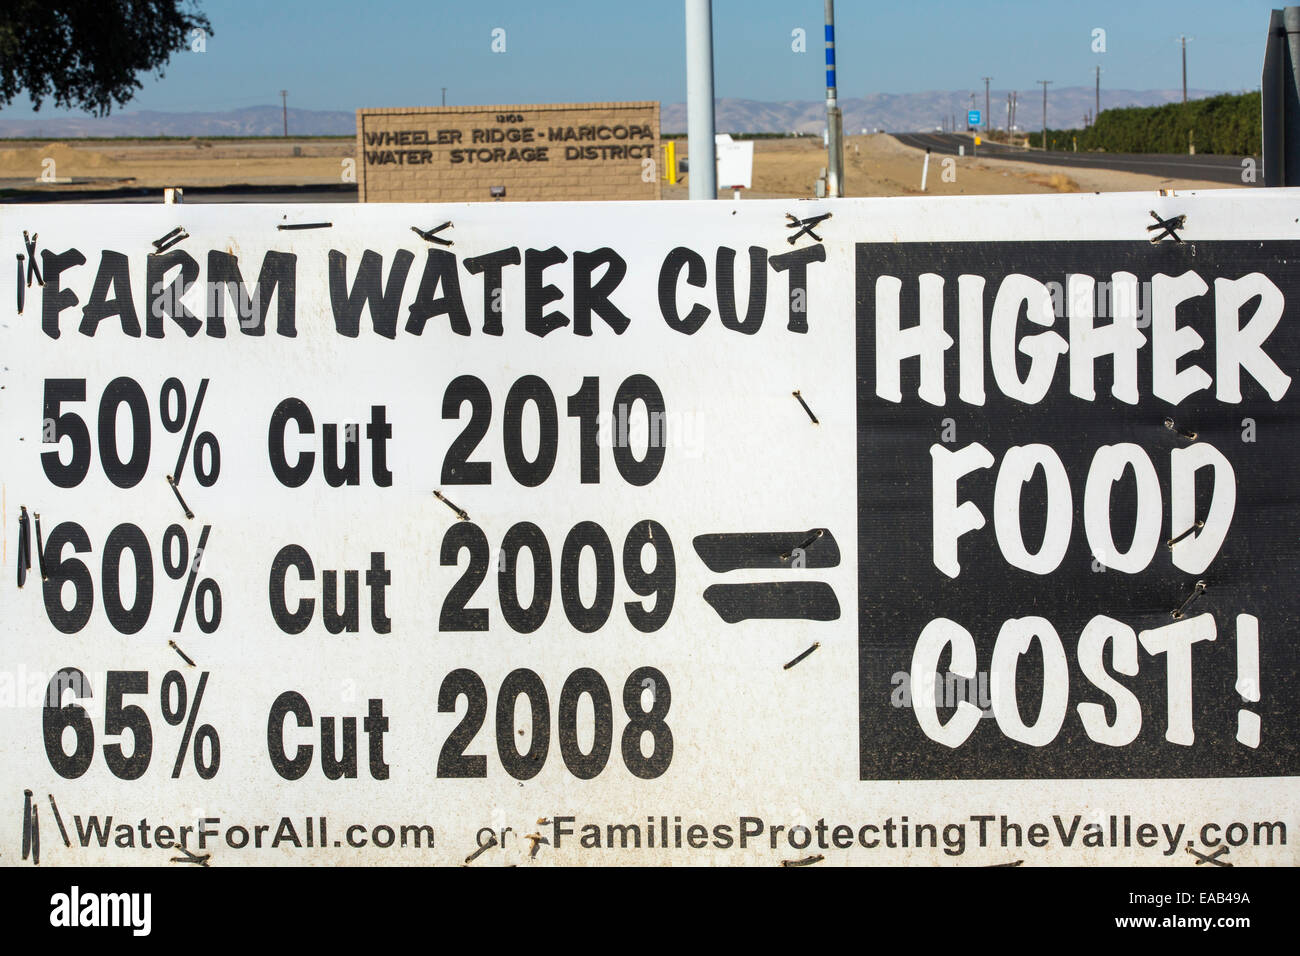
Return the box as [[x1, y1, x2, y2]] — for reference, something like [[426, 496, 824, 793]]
[[0, 0, 1270, 118]]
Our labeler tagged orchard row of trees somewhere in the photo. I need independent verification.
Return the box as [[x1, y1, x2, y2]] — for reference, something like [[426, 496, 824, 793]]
[[1027, 92, 1260, 156]]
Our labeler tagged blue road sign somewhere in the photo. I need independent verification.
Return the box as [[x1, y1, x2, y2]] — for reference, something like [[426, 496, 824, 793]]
[[968, 109, 982, 126]]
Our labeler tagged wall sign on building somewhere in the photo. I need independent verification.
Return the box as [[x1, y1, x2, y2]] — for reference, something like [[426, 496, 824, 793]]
[[356, 101, 661, 203]]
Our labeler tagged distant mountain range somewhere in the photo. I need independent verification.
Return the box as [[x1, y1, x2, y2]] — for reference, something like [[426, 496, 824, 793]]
[[0, 105, 355, 138], [665, 88, 1231, 134], [0, 88, 1233, 138]]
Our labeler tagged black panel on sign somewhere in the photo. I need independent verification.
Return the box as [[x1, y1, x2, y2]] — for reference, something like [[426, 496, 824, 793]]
[[855, 240, 1300, 779]]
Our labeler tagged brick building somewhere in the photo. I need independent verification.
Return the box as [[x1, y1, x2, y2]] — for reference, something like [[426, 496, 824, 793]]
[[356, 101, 661, 202]]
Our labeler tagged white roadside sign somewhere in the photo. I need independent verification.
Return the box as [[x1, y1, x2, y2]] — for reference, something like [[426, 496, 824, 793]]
[[1, 191, 1296, 866], [715, 134, 754, 190]]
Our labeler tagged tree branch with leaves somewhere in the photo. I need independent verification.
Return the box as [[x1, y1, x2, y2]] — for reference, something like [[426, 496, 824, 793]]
[[0, 1, 211, 116]]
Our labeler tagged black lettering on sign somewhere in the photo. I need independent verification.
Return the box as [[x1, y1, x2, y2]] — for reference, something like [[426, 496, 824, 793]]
[[364, 149, 433, 166], [715, 246, 767, 334], [364, 130, 432, 146], [328, 249, 414, 338], [267, 691, 313, 779], [525, 247, 569, 336], [448, 147, 549, 164], [564, 144, 650, 161], [473, 127, 535, 143], [659, 247, 709, 334], [207, 250, 298, 338], [40, 248, 87, 339], [572, 248, 630, 336], [269, 544, 315, 634], [268, 399, 315, 488], [463, 247, 522, 336], [406, 249, 470, 336], [770, 245, 826, 333], [79, 251, 140, 337], [146, 250, 201, 337]]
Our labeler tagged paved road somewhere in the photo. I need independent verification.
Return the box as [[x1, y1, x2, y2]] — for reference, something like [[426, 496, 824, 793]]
[[1, 183, 358, 204], [891, 132, 1253, 185]]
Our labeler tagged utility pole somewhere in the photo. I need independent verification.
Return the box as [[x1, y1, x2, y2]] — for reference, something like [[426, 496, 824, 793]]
[[982, 76, 991, 134], [280, 90, 288, 137], [1095, 65, 1101, 120], [1179, 36, 1191, 103], [824, 0, 844, 196], [441, 87, 447, 107], [1006, 92, 1011, 136], [684, 0, 717, 199], [1037, 80, 1051, 148]]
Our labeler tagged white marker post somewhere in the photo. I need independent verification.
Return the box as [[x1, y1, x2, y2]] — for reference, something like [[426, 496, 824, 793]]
[[921, 148, 931, 191]]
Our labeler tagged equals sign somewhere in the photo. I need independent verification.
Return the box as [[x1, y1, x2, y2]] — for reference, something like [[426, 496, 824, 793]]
[[693, 528, 841, 624]]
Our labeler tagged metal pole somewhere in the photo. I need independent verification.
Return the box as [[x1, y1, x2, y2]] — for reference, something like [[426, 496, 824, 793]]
[[685, 0, 717, 199], [824, 0, 844, 197], [280, 90, 288, 136], [1095, 66, 1101, 120], [1037, 80, 1051, 148], [1266, 6, 1300, 186], [1261, 7, 1300, 186], [1181, 36, 1188, 102], [441, 87, 447, 107], [983, 77, 991, 134]]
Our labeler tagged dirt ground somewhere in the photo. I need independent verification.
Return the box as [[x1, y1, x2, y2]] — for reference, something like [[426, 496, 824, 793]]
[[0, 139, 353, 188], [0, 132, 1234, 196]]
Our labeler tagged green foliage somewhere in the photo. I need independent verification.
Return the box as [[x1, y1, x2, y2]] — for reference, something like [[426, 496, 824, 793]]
[[0, 1, 211, 116], [1026, 92, 1260, 155]]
